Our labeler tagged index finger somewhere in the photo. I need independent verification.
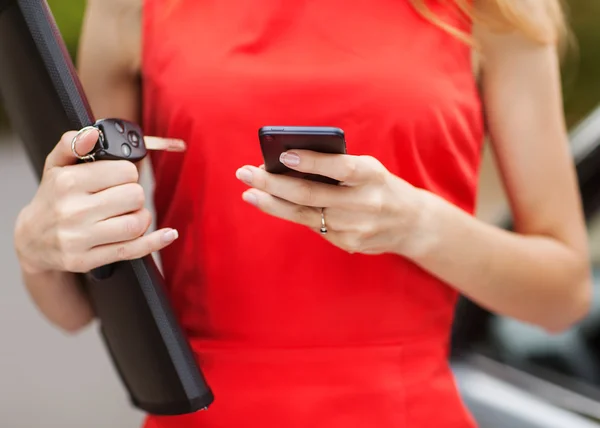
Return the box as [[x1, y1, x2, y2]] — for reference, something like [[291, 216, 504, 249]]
[[279, 150, 373, 185], [144, 136, 186, 152]]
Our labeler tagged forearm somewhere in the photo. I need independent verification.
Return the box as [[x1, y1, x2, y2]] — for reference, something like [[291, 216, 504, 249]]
[[405, 190, 592, 332], [21, 267, 95, 333]]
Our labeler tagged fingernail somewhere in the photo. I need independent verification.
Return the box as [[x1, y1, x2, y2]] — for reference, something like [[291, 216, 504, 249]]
[[166, 139, 187, 152], [280, 152, 300, 167], [162, 229, 179, 244], [236, 168, 253, 184], [242, 191, 259, 207], [77, 127, 96, 142]]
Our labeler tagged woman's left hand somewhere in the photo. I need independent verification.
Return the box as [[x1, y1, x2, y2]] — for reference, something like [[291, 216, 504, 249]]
[[235, 150, 427, 256]]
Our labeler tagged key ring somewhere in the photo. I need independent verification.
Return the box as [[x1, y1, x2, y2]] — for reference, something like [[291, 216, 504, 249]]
[[71, 125, 105, 162]]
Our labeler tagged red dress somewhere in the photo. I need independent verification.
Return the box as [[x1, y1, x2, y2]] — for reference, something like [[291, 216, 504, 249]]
[[141, 0, 483, 426]]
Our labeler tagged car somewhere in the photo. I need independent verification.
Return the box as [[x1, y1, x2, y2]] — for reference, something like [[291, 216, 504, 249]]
[[451, 106, 600, 427]]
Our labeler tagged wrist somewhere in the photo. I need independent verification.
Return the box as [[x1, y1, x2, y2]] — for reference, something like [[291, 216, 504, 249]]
[[14, 206, 48, 277], [395, 188, 441, 260], [18, 257, 50, 277]]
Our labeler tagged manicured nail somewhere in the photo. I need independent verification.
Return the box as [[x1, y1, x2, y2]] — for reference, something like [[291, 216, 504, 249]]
[[166, 139, 187, 152], [162, 229, 179, 244], [236, 168, 253, 184], [242, 191, 259, 207], [144, 136, 186, 152], [75, 128, 97, 146], [280, 152, 300, 167], [80, 128, 95, 139]]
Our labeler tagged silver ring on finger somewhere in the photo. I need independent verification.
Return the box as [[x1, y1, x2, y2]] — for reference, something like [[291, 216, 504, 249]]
[[320, 207, 328, 235]]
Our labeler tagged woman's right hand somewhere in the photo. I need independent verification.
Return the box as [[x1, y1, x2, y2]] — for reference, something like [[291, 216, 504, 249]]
[[14, 128, 181, 275]]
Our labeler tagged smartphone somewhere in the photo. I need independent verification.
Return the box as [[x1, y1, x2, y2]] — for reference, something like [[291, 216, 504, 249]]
[[258, 126, 347, 184]]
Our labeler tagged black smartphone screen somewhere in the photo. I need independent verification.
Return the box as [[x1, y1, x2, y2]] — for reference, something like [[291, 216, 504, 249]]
[[258, 126, 346, 184]]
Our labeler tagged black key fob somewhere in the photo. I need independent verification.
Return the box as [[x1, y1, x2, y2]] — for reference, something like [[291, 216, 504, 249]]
[[91, 118, 147, 162]]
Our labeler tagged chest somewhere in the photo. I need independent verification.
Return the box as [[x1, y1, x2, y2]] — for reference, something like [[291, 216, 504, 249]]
[[143, 0, 478, 129]]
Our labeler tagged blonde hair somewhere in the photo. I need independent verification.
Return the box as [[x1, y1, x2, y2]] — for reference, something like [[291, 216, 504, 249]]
[[410, 0, 568, 49]]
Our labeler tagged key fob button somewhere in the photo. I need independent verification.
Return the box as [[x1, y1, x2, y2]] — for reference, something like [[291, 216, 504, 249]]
[[114, 120, 125, 133], [93, 118, 147, 162], [121, 143, 132, 157], [128, 131, 140, 147]]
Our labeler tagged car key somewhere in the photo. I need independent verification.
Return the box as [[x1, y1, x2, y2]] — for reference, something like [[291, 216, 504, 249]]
[[72, 118, 148, 163], [94, 118, 147, 161]]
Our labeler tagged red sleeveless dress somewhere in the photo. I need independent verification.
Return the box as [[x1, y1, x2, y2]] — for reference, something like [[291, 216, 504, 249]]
[[141, 0, 483, 426]]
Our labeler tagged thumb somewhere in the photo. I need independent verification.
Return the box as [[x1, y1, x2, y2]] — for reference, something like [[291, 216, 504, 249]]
[[44, 127, 100, 171]]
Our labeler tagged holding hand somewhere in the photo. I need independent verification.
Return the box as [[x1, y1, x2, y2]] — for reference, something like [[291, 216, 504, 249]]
[[14, 129, 185, 275], [236, 151, 426, 256]]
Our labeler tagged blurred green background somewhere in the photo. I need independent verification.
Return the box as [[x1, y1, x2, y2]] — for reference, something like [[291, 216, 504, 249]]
[[0, 0, 599, 131], [562, 0, 600, 126], [46, 0, 86, 59]]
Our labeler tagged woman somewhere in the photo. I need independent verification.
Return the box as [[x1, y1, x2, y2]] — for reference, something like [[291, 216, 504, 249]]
[[13, 0, 591, 426]]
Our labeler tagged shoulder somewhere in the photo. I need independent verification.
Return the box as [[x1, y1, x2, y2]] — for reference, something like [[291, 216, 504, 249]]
[[471, 0, 564, 80], [87, 0, 141, 12], [473, 0, 564, 48], [83, 0, 142, 75], [474, 0, 562, 23], [78, 0, 143, 120]]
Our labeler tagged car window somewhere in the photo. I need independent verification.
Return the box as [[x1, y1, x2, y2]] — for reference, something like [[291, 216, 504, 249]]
[[588, 214, 600, 265]]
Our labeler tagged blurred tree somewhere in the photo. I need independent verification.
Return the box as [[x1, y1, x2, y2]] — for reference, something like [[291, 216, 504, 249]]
[[1, 0, 600, 130], [562, 0, 600, 126], [46, 0, 86, 60]]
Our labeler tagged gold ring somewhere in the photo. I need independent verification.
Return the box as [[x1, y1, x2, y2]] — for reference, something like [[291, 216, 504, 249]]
[[320, 208, 327, 234]]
